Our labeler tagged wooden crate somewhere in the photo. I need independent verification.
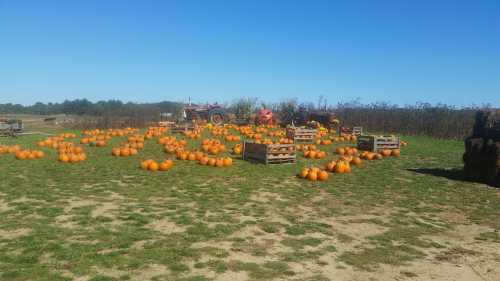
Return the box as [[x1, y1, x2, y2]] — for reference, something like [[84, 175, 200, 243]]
[[242, 142, 296, 164], [286, 127, 317, 143], [339, 126, 363, 136], [170, 124, 197, 134], [357, 135, 400, 152]]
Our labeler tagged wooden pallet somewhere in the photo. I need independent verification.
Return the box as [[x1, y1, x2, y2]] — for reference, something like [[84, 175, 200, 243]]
[[357, 135, 400, 152], [243, 142, 296, 164], [339, 126, 363, 136], [286, 127, 317, 144], [170, 124, 197, 134]]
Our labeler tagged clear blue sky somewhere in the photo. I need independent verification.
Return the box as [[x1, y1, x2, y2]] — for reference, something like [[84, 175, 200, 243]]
[[1, 0, 499, 106]]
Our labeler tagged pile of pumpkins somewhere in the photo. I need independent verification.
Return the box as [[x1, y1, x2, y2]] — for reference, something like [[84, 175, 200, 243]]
[[268, 130, 285, 137], [15, 150, 45, 160], [232, 143, 243, 155], [224, 135, 241, 142], [112, 147, 138, 157], [145, 127, 167, 139], [209, 127, 229, 136], [359, 149, 400, 160], [278, 138, 294, 144], [200, 139, 226, 155], [185, 130, 202, 139], [296, 144, 317, 152], [317, 139, 333, 145], [80, 135, 109, 147], [59, 132, 77, 138], [298, 167, 329, 181], [176, 150, 205, 161], [0, 144, 22, 154], [303, 146, 328, 159], [112, 135, 146, 157], [140, 159, 174, 171], [198, 156, 233, 167], [324, 159, 355, 173], [58, 145, 87, 164], [329, 135, 357, 142], [37, 136, 66, 148]]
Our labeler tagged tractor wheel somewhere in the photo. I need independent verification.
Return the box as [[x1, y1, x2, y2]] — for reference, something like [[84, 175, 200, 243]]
[[209, 109, 226, 126]]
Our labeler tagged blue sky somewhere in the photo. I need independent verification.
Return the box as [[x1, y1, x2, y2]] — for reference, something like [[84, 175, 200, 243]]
[[1, 0, 499, 106]]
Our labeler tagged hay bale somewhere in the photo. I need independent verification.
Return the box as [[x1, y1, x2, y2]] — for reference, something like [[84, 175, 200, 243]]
[[464, 111, 500, 187]]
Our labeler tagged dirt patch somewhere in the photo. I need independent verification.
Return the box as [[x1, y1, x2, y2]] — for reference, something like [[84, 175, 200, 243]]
[[63, 198, 98, 213], [434, 209, 468, 224], [109, 179, 128, 187], [91, 201, 119, 218], [54, 214, 79, 229], [146, 218, 186, 235], [214, 271, 249, 281], [0, 228, 32, 239], [131, 264, 170, 280], [0, 198, 12, 212], [250, 191, 286, 203]]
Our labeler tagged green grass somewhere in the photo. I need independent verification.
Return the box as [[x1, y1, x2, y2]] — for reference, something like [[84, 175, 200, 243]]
[[0, 128, 499, 280]]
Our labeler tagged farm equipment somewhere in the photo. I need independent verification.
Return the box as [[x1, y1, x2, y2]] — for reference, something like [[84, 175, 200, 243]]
[[291, 109, 339, 129], [463, 110, 500, 187], [0, 119, 23, 137], [183, 103, 229, 126], [158, 112, 175, 128], [256, 108, 274, 126]]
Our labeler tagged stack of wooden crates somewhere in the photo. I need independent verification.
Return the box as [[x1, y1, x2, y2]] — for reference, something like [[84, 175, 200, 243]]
[[286, 127, 317, 144], [357, 135, 400, 152], [170, 123, 197, 134], [242, 142, 296, 164], [339, 126, 363, 136]]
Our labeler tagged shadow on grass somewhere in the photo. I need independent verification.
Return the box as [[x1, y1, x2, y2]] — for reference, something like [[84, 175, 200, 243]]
[[407, 168, 465, 182], [408, 168, 499, 188]]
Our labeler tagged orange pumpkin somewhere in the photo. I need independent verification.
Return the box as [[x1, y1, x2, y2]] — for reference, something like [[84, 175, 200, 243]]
[[391, 149, 400, 157], [15, 151, 28, 160], [199, 156, 209, 165], [188, 153, 197, 161], [59, 154, 69, 162], [223, 157, 233, 166], [35, 150, 44, 159], [148, 161, 159, 171], [70, 154, 80, 163], [381, 149, 391, 157], [140, 160, 151, 170], [352, 157, 363, 166], [307, 171, 318, 181], [159, 162, 170, 171], [318, 170, 329, 181], [334, 161, 346, 173], [120, 148, 131, 157], [325, 161, 336, 172], [299, 168, 309, 178]]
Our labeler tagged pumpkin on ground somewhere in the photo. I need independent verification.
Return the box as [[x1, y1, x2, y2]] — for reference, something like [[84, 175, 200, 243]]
[[298, 167, 330, 181]]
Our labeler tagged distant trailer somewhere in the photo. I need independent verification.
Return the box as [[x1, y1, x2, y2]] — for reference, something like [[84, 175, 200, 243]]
[[0, 119, 24, 137]]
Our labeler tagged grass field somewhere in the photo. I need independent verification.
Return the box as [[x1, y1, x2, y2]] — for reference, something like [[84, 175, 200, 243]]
[[0, 129, 499, 281]]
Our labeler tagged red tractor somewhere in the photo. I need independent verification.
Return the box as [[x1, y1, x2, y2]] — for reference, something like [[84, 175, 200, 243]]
[[256, 108, 274, 125], [183, 103, 229, 126]]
